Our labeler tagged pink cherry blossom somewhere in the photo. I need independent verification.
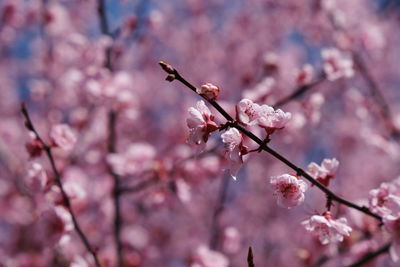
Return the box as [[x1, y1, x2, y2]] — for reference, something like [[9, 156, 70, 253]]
[[321, 48, 354, 81], [302, 212, 352, 245], [236, 99, 261, 126], [369, 182, 400, 217], [187, 100, 219, 147], [49, 124, 77, 151], [191, 245, 229, 267], [196, 83, 220, 101], [257, 106, 292, 134], [221, 128, 248, 179], [307, 158, 339, 186], [236, 98, 291, 133], [270, 174, 307, 208]]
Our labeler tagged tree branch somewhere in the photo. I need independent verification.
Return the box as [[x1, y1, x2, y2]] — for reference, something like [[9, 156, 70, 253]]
[[21, 104, 102, 267], [158, 61, 383, 223]]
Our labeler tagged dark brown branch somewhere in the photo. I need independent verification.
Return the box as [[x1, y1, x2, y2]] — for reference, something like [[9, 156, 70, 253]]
[[346, 242, 390, 267], [96, 1, 122, 266], [248, 247, 255, 267], [273, 75, 326, 108], [159, 61, 383, 223], [21, 104, 102, 267]]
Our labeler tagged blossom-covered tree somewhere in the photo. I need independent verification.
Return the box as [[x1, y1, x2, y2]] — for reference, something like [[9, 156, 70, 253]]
[[1, 0, 400, 266]]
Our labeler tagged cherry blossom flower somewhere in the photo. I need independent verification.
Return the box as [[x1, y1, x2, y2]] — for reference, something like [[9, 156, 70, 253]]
[[236, 99, 291, 133], [36, 207, 73, 246], [307, 158, 339, 186], [270, 174, 307, 208], [384, 216, 400, 262], [187, 100, 219, 147], [321, 48, 354, 81], [369, 182, 400, 217], [236, 99, 261, 126], [302, 212, 352, 245], [221, 128, 248, 179], [257, 106, 292, 134], [196, 83, 220, 101], [50, 124, 77, 151], [191, 245, 229, 267]]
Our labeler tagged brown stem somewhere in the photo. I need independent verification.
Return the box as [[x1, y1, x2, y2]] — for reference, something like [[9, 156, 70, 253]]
[[158, 62, 383, 223], [21, 104, 102, 267], [346, 242, 390, 267]]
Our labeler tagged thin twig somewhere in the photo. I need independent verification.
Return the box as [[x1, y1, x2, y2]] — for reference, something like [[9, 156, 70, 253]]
[[248, 247, 255, 267], [159, 61, 383, 223], [346, 242, 390, 267], [21, 104, 102, 267]]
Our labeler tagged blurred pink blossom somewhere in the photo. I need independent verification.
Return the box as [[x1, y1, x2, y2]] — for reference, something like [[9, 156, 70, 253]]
[[321, 48, 354, 81], [50, 124, 77, 151], [191, 245, 229, 267]]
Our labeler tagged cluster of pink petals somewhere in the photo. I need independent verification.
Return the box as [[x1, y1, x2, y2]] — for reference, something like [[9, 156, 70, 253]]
[[302, 212, 352, 245], [107, 143, 156, 176], [196, 83, 220, 101], [236, 99, 291, 134], [307, 158, 339, 187], [190, 245, 229, 267], [49, 124, 77, 151], [187, 100, 219, 148], [270, 174, 307, 208], [369, 178, 400, 262], [321, 48, 354, 81], [369, 182, 400, 218], [221, 128, 249, 180]]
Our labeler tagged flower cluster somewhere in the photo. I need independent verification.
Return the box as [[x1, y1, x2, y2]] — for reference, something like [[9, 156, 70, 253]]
[[321, 48, 354, 81], [307, 158, 339, 187], [302, 212, 352, 245], [236, 98, 291, 134], [369, 178, 400, 261]]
